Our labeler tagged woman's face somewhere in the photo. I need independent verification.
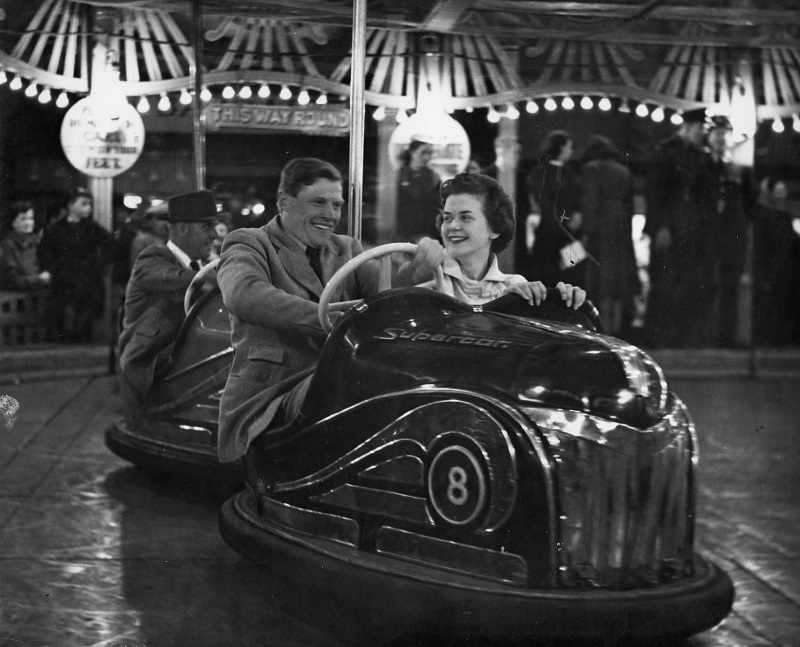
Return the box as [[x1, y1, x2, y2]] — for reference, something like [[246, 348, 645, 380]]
[[12, 209, 35, 235], [410, 144, 433, 169], [440, 193, 498, 263]]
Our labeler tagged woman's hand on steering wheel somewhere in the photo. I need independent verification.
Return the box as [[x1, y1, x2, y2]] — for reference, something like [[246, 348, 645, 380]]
[[554, 282, 586, 309]]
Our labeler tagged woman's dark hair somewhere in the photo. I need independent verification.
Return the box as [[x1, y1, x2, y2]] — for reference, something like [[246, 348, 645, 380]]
[[581, 135, 621, 164], [5, 200, 34, 229], [277, 158, 342, 202], [399, 139, 430, 166], [538, 130, 572, 162], [437, 172, 515, 253]]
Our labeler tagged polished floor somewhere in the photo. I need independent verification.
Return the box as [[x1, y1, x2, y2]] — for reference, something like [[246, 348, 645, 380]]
[[0, 373, 798, 647]]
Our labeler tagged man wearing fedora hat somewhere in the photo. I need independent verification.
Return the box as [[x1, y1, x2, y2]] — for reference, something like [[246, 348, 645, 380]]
[[118, 189, 220, 421], [644, 106, 716, 347]]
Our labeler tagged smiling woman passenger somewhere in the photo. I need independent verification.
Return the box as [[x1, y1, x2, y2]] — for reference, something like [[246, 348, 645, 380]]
[[417, 172, 585, 308]]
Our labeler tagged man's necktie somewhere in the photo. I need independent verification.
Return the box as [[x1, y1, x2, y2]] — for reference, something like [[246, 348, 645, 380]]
[[306, 247, 323, 282]]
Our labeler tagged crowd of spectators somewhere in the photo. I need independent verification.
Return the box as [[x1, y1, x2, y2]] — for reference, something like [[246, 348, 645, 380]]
[[2, 118, 799, 349]]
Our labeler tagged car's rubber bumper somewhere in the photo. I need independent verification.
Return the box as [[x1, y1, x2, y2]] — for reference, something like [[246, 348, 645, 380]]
[[219, 490, 734, 643], [105, 419, 241, 485]]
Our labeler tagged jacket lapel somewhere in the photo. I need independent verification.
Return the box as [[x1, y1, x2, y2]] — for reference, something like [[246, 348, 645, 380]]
[[266, 217, 323, 298]]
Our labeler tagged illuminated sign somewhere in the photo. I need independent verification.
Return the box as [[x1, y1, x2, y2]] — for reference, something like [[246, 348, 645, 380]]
[[205, 103, 350, 136], [60, 98, 145, 179], [389, 111, 471, 180]]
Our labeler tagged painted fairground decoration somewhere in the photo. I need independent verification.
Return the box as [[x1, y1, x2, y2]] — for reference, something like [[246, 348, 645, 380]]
[[205, 102, 350, 137], [60, 98, 145, 179], [389, 110, 471, 180]]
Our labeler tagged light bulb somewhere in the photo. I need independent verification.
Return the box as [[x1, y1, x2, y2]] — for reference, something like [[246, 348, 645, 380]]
[[793, 114, 800, 133], [297, 89, 310, 105], [0, 70, 7, 84], [222, 85, 235, 99], [396, 109, 408, 123], [465, 106, 473, 113], [525, 100, 539, 114], [56, 92, 69, 109], [561, 96, 574, 110], [25, 82, 38, 98], [772, 117, 785, 133], [179, 89, 192, 105], [580, 96, 593, 110], [372, 105, 385, 121], [137, 96, 150, 113], [258, 84, 270, 99], [200, 87, 212, 102], [9, 76, 22, 91], [315, 93, 327, 105], [487, 107, 501, 123], [38, 87, 51, 104], [238, 85, 252, 99], [279, 85, 292, 100], [651, 106, 665, 123], [506, 104, 520, 120], [544, 97, 557, 111], [635, 103, 649, 117], [618, 99, 631, 113], [671, 112, 683, 125], [158, 94, 171, 112], [598, 97, 612, 111]]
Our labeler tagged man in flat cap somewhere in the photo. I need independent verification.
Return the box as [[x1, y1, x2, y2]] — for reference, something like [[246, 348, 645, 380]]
[[118, 189, 220, 421], [215, 158, 444, 463], [706, 114, 753, 347], [644, 107, 715, 347]]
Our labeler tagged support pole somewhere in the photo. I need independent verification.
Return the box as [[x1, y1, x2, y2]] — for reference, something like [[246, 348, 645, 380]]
[[347, 0, 367, 240], [191, 0, 206, 190]]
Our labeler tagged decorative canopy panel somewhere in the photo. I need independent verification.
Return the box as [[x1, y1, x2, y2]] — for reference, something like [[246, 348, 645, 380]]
[[0, 0, 799, 118]]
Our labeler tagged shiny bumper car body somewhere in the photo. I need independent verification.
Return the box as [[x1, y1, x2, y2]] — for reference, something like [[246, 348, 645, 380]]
[[218, 289, 734, 642]]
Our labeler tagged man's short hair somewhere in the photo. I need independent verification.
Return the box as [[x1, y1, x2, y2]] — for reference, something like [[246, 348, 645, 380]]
[[437, 172, 515, 254], [277, 158, 343, 202]]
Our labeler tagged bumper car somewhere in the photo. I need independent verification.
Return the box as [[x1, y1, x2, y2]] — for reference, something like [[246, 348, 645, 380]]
[[217, 245, 734, 643], [105, 260, 241, 484]]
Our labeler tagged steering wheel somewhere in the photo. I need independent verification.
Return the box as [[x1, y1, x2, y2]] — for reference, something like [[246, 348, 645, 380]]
[[318, 242, 445, 332], [184, 258, 220, 314]]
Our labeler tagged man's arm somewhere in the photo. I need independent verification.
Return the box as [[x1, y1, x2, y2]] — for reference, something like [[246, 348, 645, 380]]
[[129, 247, 196, 303]]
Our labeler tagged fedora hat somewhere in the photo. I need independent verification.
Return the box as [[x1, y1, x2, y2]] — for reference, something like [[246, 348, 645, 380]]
[[160, 189, 219, 223]]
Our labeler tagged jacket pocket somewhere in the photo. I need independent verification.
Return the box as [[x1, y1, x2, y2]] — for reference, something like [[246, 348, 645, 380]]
[[237, 344, 286, 381]]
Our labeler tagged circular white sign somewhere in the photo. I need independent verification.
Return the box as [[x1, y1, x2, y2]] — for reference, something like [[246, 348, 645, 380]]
[[60, 97, 145, 179], [389, 111, 471, 180]]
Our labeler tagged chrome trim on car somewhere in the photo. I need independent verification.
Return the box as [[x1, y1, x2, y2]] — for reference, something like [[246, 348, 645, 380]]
[[521, 397, 695, 589]]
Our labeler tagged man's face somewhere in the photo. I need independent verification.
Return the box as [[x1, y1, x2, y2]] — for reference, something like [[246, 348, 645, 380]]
[[69, 196, 93, 220], [279, 179, 344, 248], [176, 221, 218, 260], [683, 123, 706, 147]]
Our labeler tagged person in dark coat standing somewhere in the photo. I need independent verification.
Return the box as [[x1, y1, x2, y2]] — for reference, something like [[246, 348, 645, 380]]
[[118, 190, 219, 424], [38, 188, 112, 342], [0, 201, 51, 291], [644, 108, 714, 347], [519, 130, 584, 287], [579, 136, 640, 337], [706, 115, 753, 347], [216, 158, 444, 463], [395, 140, 442, 243]]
